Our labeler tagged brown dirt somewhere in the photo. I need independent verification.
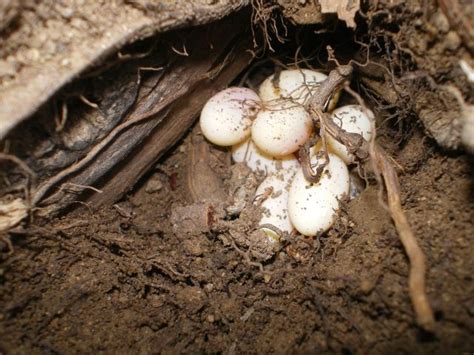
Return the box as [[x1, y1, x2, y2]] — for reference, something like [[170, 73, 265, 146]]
[[1, 1, 474, 354], [1, 125, 473, 353]]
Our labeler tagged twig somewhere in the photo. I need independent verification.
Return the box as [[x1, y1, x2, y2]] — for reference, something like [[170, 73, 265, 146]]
[[306, 62, 435, 331], [299, 137, 329, 183]]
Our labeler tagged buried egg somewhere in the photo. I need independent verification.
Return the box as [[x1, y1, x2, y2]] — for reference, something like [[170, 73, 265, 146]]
[[200, 87, 261, 146], [232, 139, 299, 174], [255, 168, 297, 241], [288, 153, 349, 236], [326, 105, 375, 164], [259, 69, 328, 105], [251, 100, 313, 157]]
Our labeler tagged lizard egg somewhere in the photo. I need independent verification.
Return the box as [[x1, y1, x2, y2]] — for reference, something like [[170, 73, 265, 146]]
[[232, 139, 300, 174], [200, 87, 261, 146], [255, 168, 297, 241], [288, 153, 350, 236], [259, 69, 328, 105], [326, 105, 375, 164], [251, 100, 313, 157]]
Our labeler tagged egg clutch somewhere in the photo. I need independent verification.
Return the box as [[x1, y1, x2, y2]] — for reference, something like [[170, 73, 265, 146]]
[[199, 69, 374, 244]]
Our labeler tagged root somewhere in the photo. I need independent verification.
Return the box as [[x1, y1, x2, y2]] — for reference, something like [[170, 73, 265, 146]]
[[31, 92, 176, 206], [0, 152, 36, 183], [250, 0, 285, 52], [307, 62, 435, 331], [299, 137, 329, 183]]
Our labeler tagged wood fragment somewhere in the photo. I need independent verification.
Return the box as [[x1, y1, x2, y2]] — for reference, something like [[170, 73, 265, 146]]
[[185, 132, 228, 204], [86, 36, 253, 207]]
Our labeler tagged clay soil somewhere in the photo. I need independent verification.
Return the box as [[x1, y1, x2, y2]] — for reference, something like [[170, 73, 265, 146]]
[[1, 2, 474, 354]]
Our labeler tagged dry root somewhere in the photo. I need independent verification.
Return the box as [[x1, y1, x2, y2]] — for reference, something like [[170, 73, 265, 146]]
[[306, 63, 435, 331]]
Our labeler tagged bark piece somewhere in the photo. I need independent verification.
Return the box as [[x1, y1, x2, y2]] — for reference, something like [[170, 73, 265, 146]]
[[81, 27, 253, 209], [33, 16, 252, 214], [185, 133, 228, 204]]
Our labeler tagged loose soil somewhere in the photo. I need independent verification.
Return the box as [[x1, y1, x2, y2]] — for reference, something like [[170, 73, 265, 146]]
[[1, 126, 473, 353]]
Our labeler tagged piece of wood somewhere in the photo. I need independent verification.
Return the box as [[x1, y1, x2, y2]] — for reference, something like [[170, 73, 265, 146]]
[[87, 38, 253, 207], [33, 16, 253, 215], [185, 133, 228, 204]]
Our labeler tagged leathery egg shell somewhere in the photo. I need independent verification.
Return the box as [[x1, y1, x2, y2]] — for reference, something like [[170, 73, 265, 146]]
[[326, 105, 375, 164], [255, 168, 297, 241], [288, 153, 349, 236], [259, 69, 328, 105], [200, 87, 261, 146], [232, 139, 300, 174], [251, 100, 313, 157]]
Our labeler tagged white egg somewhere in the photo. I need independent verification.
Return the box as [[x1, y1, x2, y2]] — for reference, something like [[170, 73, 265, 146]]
[[326, 105, 375, 164], [259, 69, 328, 105], [200, 87, 261, 146], [255, 168, 297, 241], [251, 100, 313, 157], [288, 153, 350, 236], [232, 139, 300, 174]]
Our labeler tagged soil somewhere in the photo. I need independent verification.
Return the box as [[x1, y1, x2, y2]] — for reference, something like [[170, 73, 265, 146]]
[[1, 1, 474, 354], [1, 124, 473, 353]]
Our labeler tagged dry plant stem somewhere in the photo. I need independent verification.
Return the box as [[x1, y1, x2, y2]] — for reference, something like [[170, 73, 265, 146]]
[[299, 137, 329, 183], [307, 65, 435, 331]]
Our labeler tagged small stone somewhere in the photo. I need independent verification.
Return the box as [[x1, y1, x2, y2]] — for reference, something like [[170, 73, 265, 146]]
[[431, 11, 450, 34], [182, 238, 205, 256], [444, 31, 461, 51], [264, 274, 271, 283], [145, 176, 163, 193]]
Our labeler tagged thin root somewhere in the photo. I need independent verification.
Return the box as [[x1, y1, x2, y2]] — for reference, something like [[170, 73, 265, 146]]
[[307, 63, 435, 331]]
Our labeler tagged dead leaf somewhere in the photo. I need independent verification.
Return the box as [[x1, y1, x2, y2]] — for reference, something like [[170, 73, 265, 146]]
[[319, 0, 360, 28]]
